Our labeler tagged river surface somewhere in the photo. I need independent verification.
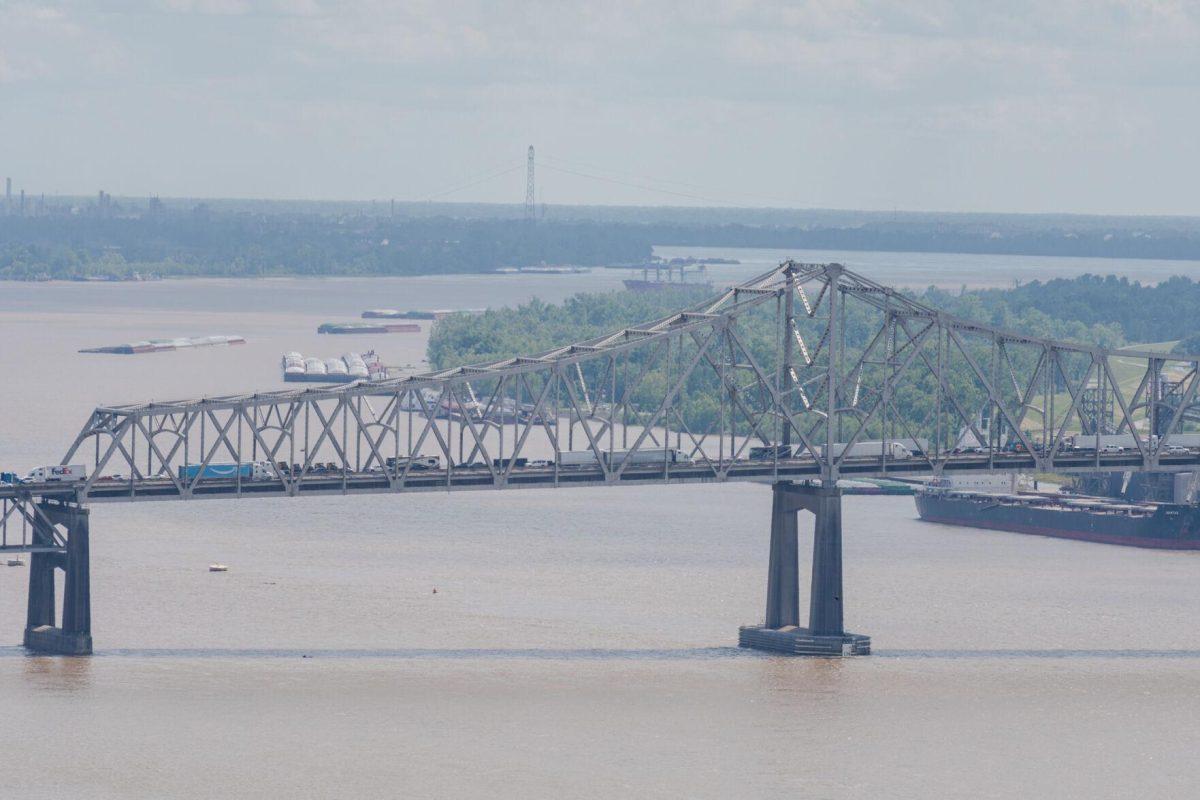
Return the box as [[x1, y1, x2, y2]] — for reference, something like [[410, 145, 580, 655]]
[[4, 250, 1200, 798]]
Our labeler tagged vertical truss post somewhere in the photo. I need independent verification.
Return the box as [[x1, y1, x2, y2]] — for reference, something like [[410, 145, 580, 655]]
[[781, 262, 796, 448], [824, 264, 842, 483]]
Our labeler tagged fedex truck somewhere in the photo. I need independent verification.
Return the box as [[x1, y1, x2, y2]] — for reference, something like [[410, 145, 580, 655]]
[[24, 465, 88, 483]]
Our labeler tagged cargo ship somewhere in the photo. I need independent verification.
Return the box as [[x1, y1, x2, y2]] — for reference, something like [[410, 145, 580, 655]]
[[623, 278, 715, 292], [623, 266, 713, 293], [494, 266, 589, 275], [318, 322, 420, 334], [914, 483, 1200, 549]]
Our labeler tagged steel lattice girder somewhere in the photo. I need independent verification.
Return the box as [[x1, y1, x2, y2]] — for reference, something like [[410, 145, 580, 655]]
[[0, 493, 69, 553], [51, 262, 1200, 501]]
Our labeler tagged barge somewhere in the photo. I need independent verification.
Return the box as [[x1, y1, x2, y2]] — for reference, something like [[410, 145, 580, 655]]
[[318, 322, 420, 334], [282, 351, 387, 382], [362, 309, 450, 320], [80, 335, 246, 354]]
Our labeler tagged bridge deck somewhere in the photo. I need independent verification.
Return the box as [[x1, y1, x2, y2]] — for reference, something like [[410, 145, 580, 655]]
[[6, 452, 1200, 504]]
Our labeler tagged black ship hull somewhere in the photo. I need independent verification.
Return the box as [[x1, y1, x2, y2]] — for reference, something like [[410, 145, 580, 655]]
[[623, 279, 713, 293], [915, 491, 1200, 550]]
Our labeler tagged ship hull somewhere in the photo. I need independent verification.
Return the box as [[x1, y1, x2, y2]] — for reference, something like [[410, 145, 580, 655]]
[[623, 279, 713, 293], [915, 492, 1200, 550], [318, 323, 420, 334]]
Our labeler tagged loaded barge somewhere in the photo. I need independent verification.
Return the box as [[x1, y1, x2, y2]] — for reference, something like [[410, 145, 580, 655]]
[[362, 309, 449, 320], [915, 486, 1200, 549], [318, 322, 420, 334], [80, 335, 246, 354], [282, 351, 387, 382]]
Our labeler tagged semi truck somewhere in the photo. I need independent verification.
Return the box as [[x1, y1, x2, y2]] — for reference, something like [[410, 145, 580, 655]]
[[557, 449, 691, 468], [749, 444, 794, 460], [385, 456, 441, 471], [178, 462, 275, 481], [557, 450, 604, 467], [605, 448, 691, 467], [491, 457, 528, 469], [821, 441, 912, 460], [1157, 433, 1200, 449], [23, 465, 88, 483], [893, 438, 931, 457], [1065, 433, 1151, 451]]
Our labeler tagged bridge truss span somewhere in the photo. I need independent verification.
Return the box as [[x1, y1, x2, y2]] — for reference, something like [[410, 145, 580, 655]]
[[13, 260, 1200, 657], [51, 262, 1200, 504]]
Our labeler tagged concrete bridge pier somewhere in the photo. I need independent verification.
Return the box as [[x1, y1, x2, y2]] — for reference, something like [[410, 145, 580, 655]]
[[24, 500, 92, 656], [740, 482, 870, 656]]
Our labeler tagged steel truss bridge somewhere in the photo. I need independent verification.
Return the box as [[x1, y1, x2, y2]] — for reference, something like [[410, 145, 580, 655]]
[[5, 262, 1200, 656]]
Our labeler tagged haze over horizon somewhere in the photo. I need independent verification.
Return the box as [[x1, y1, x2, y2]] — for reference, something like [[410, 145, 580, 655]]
[[3, 1, 1199, 216]]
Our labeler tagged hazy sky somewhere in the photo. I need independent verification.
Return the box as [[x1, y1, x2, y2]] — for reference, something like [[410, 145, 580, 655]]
[[2, 1, 1198, 215]]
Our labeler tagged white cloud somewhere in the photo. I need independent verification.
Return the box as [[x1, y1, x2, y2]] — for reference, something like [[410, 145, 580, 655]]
[[3, 0, 1199, 213], [0, 2, 126, 84], [157, 0, 253, 14]]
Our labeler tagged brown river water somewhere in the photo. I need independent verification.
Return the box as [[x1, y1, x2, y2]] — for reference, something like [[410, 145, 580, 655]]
[[4, 251, 1200, 798]]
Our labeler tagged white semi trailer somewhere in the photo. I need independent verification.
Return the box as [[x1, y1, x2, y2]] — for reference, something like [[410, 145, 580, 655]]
[[820, 441, 912, 459], [556, 449, 691, 468], [1066, 433, 1150, 451], [24, 465, 88, 483]]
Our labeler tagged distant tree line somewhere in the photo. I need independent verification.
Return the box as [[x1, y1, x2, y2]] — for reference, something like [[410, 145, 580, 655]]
[[0, 213, 649, 280], [4, 206, 1200, 280], [640, 222, 1200, 261], [966, 274, 1200, 343]]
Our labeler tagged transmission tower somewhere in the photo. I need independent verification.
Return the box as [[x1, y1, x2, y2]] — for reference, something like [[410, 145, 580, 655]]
[[525, 145, 535, 220]]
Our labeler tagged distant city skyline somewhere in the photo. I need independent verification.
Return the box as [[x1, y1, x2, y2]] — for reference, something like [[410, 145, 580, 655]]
[[2, 1, 1199, 216]]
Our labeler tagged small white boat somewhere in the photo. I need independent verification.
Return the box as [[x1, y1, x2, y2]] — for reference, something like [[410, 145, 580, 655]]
[[208, 563, 229, 572]]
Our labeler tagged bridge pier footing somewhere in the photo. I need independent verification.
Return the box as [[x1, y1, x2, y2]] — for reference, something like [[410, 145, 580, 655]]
[[739, 482, 870, 656], [23, 500, 91, 656]]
